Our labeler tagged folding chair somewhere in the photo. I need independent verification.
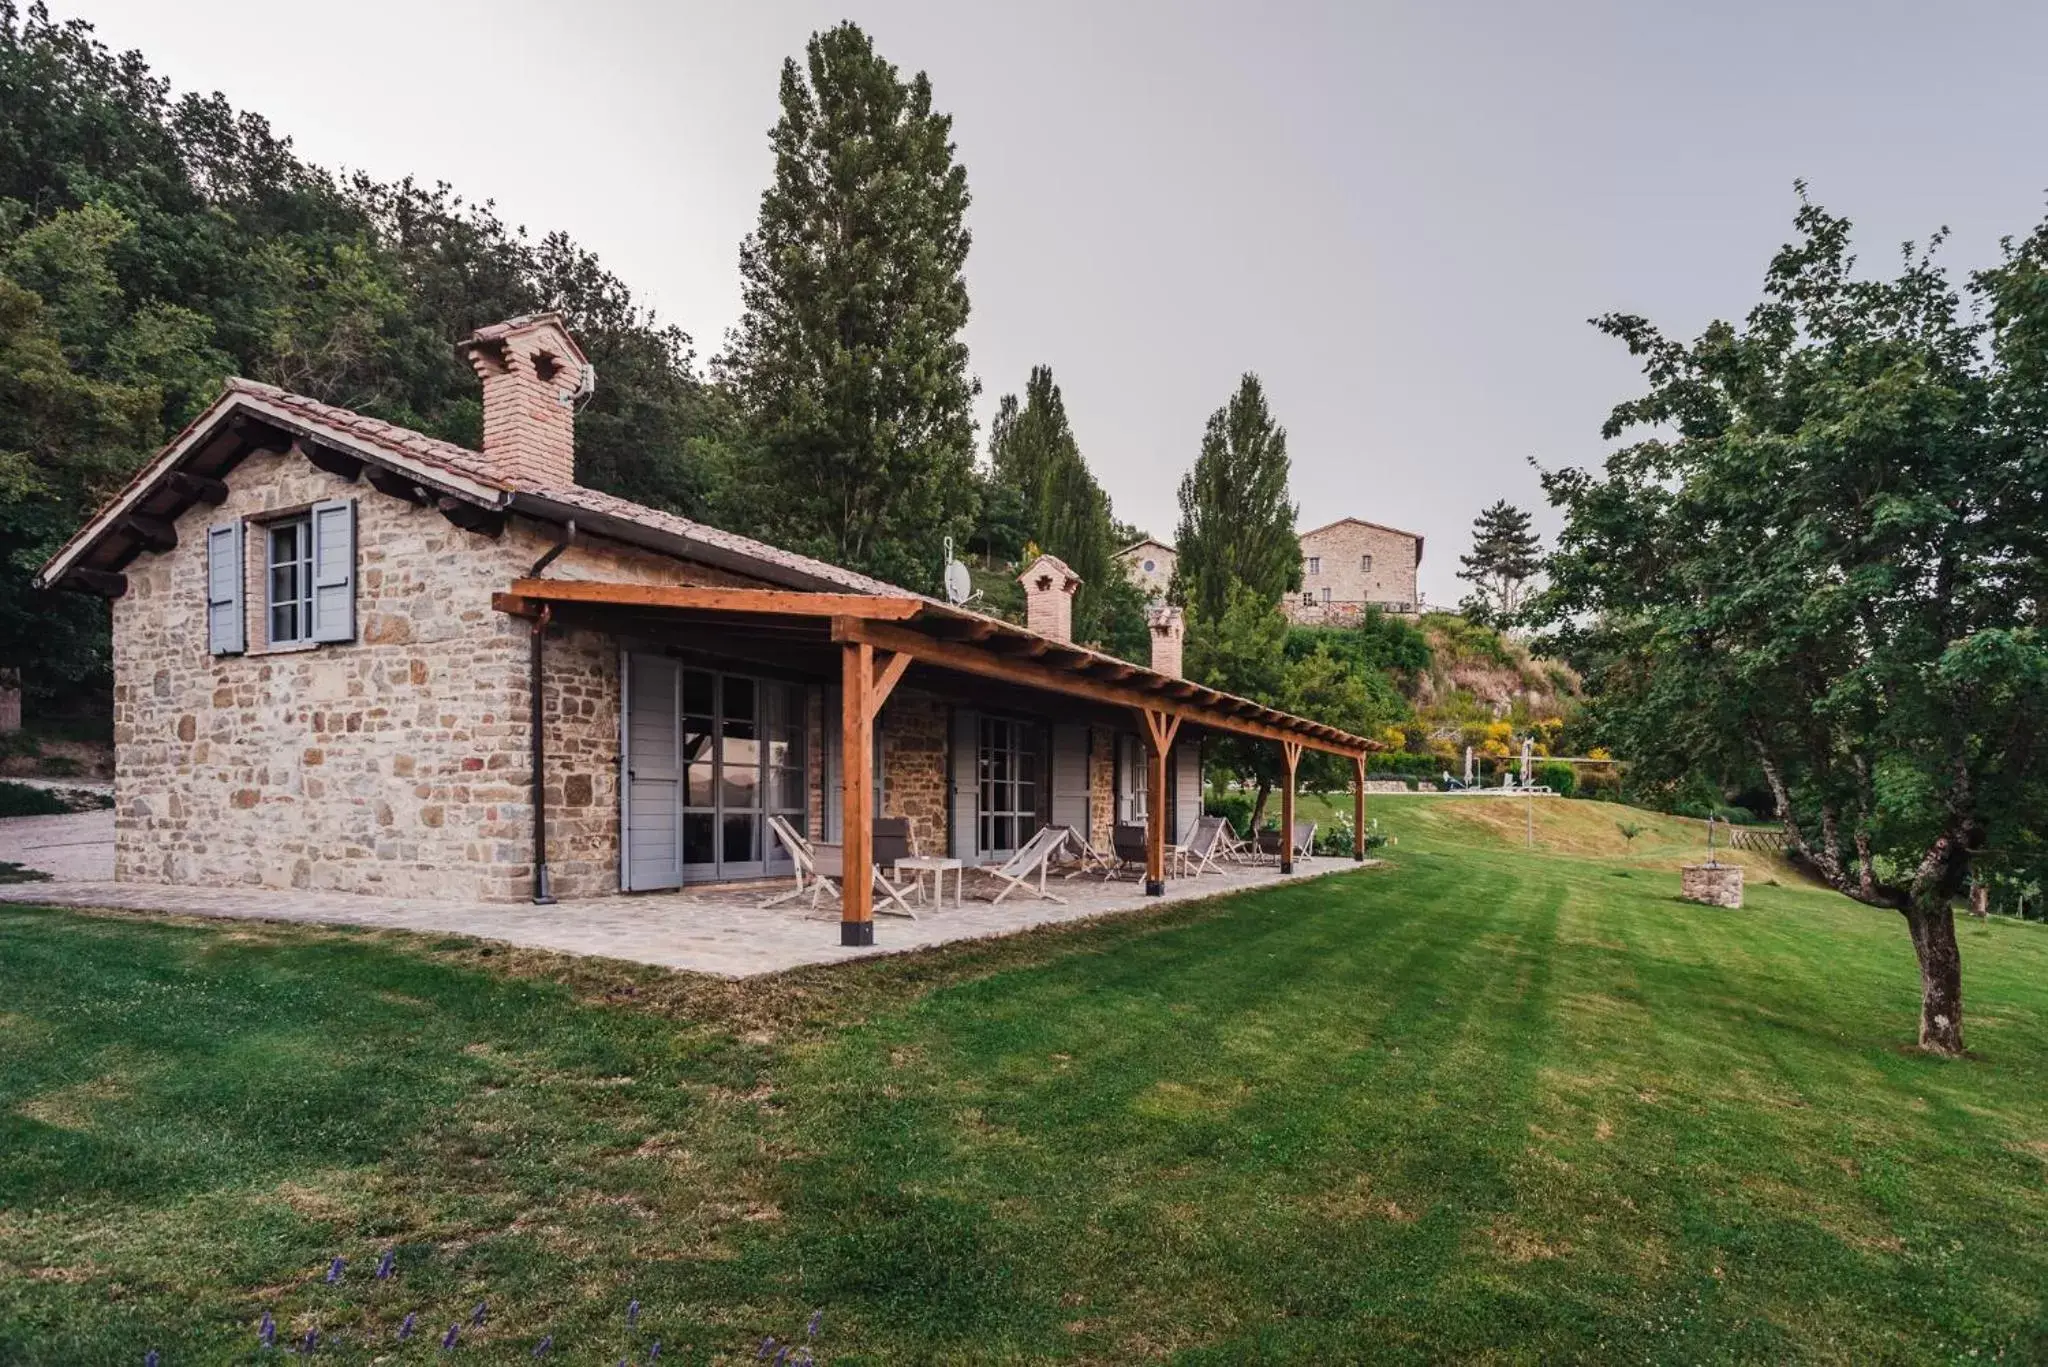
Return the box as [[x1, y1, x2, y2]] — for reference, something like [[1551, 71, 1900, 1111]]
[[1177, 815, 1232, 877], [977, 825, 1073, 905], [764, 814, 836, 908], [1054, 825, 1120, 879]]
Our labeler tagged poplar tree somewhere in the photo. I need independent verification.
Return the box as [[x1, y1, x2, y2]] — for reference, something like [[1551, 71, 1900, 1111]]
[[1172, 374, 1300, 623], [719, 21, 979, 590]]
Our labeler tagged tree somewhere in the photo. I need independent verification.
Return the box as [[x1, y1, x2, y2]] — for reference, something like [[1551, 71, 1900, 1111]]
[[0, 3, 725, 707], [1532, 191, 2048, 1055], [986, 364, 1148, 658], [1172, 374, 1300, 623], [1456, 500, 1542, 625], [718, 21, 979, 591], [1188, 580, 1402, 829]]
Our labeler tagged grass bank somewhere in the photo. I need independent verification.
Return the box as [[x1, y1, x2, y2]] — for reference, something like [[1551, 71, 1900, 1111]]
[[3, 797, 2045, 1363]]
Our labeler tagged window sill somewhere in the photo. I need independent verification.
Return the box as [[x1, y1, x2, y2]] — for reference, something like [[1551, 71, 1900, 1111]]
[[252, 640, 322, 657]]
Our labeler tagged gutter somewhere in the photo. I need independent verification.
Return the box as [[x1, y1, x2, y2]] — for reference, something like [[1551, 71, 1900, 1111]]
[[526, 520, 575, 905]]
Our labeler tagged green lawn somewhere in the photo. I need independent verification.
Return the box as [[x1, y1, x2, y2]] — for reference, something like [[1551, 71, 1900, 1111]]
[[4, 797, 2047, 1364]]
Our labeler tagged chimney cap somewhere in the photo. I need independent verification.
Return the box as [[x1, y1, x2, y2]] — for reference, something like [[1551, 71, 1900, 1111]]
[[455, 312, 589, 367], [1018, 551, 1081, 593]]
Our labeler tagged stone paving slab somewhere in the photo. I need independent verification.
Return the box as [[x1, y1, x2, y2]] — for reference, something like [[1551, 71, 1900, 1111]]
[[0, 808, 115, 881], [0, 857, 1373, 978]]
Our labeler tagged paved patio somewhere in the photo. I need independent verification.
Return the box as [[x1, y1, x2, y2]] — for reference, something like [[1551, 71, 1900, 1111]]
[[0, 819, 1370, 976]]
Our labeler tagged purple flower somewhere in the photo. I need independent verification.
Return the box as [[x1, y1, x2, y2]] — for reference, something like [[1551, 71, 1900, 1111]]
[[807, 1310, 822, 1340], [375, 1249, 396, 1280], [471, 1301, 488, 1327], [301, 1328, 319, 1353], [259, 1310, 276, 1347], [144, 1352, 160, 1367], [441, 1322, 460, 1350], [325, 1256, 345, 1285], [648, 1344, 660, 1361], [398, 1313, 417, 1341], [531, 1335, 553, 1357], [757, 1337, 775, 1359], [773, 1349, 789, 1367], [626, 1299, 640, 1329]]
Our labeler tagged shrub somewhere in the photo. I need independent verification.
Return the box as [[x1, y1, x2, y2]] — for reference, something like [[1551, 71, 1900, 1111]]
[[0, 781, 68, 818], [1205, 788, 1254, 838], [1535, 760, 1577, 797]]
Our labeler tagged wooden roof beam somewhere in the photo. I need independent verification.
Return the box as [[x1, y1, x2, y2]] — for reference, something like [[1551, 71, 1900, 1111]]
[[503, 578, 927, 621]]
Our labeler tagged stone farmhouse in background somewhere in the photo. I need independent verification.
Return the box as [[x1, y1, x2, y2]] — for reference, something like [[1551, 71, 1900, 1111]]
[[1116, 516, 1425, 624]]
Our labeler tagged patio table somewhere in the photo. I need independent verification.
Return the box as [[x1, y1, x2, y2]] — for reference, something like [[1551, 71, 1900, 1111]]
[[894, 855, 966, 909]]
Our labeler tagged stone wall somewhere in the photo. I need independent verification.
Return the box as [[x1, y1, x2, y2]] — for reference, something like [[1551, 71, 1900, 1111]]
[[111, 443, 760, 902], [880, 691, 949, 857], [1119, 542, 1176, 601], [1291, 520, 1421, 621], [1089, 726, 1117, 852]]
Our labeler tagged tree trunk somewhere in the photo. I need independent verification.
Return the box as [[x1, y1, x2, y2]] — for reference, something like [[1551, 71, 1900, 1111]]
[[1905, 901, 1966, 1056], [1249, 779, 1272, 835]]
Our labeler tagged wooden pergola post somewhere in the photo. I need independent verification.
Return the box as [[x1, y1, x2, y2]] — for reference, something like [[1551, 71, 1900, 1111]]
[[1353, 753, 1367, 861], [1280, 740, 1303, 875], [837, 626, 911, 947], [1137, 707, 1181, 896]]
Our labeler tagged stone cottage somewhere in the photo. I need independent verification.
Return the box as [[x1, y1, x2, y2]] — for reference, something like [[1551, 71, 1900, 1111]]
[[40, 315, 1372, 942]]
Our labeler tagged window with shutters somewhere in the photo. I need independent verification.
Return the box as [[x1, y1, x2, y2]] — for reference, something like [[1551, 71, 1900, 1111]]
[[1306, 555, 1321, 575], [267, 515, 315, 645]]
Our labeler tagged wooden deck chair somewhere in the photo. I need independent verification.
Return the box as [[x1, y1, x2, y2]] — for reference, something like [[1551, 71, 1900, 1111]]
[[1178, 815, 1232, 877], [1289, 820, 1318, 863], [764, 814, 835, 908], [1054, 825, 1119, 879], [1214, 818, 1257, 865], [872, 816, 925, 908], [978, 824, 1073, 905]]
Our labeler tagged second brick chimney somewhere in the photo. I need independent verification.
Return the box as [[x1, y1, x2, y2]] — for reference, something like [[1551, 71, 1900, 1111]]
[[1019, 552, 1081, 643], [1148, 603, 1186, 679], [456, 313, 592, 489]]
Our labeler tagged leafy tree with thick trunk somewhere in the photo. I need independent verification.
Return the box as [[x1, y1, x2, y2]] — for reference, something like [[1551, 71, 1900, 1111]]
[[1172, 374, 1300, 624], [719, 21, 979, 591], [1456, 500, 1542, 625], [1533, 191, 2048, 1056]]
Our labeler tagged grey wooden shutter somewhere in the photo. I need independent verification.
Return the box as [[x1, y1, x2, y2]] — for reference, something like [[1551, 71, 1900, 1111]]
[[1051, 724, 1089, 837], [624, 654, 682, 890], [949, 707, 979, 860], [1174, 740, 1202, 842], [309, 499, 356, 643], [206, 520, 244, 655]]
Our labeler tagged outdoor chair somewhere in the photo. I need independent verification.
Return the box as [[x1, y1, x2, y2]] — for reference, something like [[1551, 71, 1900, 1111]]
[[1175, 815, 1232, 878], [1213, 818, 1258, 865], [872, 816, 925, 908], [764, 814, 836, 909], [1255, 820, 1318, 864], [975, 824, 1073, 905], [764, 813, 919, 918], [1054, 825, 1120, 880], [1111, 823, 1149, 880]]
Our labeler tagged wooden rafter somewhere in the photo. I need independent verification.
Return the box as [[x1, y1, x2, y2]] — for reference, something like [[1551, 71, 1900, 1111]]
[[836, 617, 1366, 758], [505, 579, 926, 622]]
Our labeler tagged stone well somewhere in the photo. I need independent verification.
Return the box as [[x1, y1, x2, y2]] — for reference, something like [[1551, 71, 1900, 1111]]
[[1681, 862, 1744, 908]]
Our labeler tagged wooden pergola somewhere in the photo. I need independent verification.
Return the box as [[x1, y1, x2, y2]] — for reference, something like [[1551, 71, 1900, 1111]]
[[496, 579, 1382, 944]]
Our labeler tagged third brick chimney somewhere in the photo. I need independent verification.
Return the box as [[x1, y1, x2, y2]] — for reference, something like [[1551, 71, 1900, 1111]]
[[1148, 603, 1186, 679]]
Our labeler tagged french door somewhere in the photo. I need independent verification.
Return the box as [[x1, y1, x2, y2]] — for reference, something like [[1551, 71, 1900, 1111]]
[[624, 654, 805, 888], [977, 716, 1041, 860]]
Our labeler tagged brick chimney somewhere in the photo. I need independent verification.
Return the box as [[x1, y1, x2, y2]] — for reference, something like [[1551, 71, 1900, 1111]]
[[1019, 552, 1081, 643], [456, 313, 592, 489], [1148, 603, 1185, 679]]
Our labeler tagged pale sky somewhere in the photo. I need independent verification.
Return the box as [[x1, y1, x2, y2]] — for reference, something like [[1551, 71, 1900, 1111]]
[[50, 0, 2048, 605]]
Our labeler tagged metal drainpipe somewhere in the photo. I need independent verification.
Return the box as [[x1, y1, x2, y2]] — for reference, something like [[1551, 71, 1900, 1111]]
[[527, 522, 576, 906]]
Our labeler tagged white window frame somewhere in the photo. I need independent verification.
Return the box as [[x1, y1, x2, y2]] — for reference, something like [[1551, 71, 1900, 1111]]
[[266, 514, 315, 646], [1306, 555, 1321, 575], [1361, 553, 1373, 573]]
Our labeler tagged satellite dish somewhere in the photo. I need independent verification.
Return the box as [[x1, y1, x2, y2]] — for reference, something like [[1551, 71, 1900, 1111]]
[[942, 536, 973, 604]]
